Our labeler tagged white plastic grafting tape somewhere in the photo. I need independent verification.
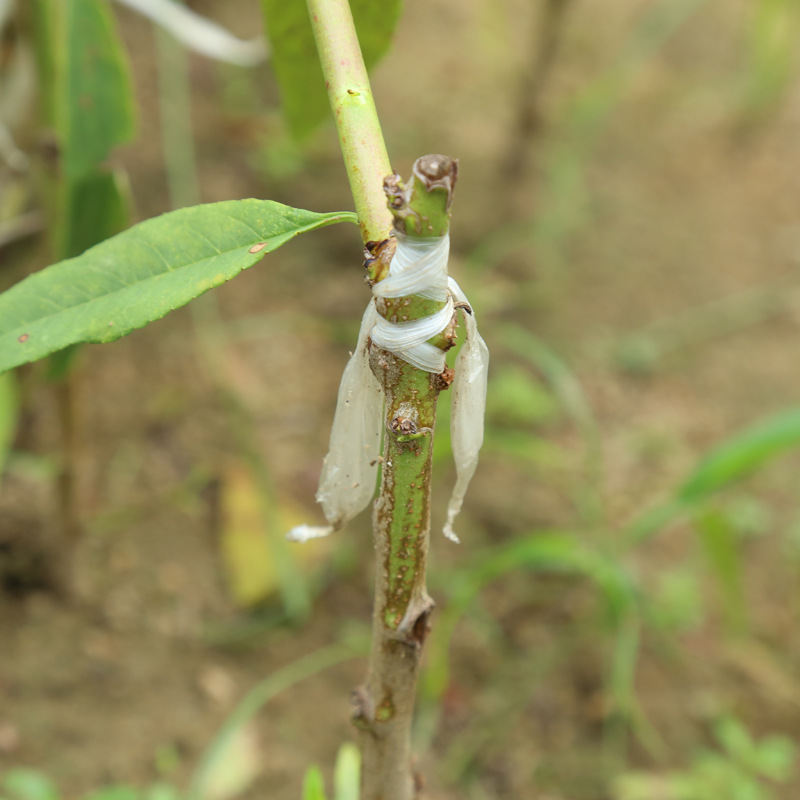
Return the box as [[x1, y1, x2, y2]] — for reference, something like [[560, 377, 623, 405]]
[[287, 302, 383, 543], [373, 235, 450, 300], [443, 278, 489, 542], [371, 235, 453, 373], [370, 301, 454, 373], [287, 233, 489, 544]]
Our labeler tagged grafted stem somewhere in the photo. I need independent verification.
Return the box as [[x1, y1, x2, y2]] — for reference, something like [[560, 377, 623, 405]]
[[355, 157, 457, 800], [305, 2, 459, 796]]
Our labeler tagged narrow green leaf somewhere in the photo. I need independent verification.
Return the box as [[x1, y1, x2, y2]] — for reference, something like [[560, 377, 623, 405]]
[[188, 642, 364, 800], [260, 0, 403, 139], [753, 735, 796, 781], [498, 323, 604, 525], [29, 0, 59, 131], [1, 769, 59, 800], [715, 716, 756, 763], [624, 498, 687, 546], [302, 767, 328, 800], [679, 408, 800, 502], [694, 508, 747, 635], [741, 0, 800, 124], [333, 743, 360, 800], [31, 0, 135, 178], [142, 785, 180, 800], [423, 532, 636, 701], [443, 532, 635, 623], [626, 408, 800, 546], [608, 608, 641, 721], [194, 725, 260, 800], [83, 788, 139, 800], [60, 168, 130, 260], [65, 0, 135, 177], [0, 200, 357, 374], [56, 0, 135, 179]]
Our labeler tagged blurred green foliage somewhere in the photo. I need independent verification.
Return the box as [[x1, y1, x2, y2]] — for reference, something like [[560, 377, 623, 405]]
[[0, 770, 180, 800], [616, 715, 796, 800], [741, 0, 800, 128], [301, 743, 360, 800], [259, 0, 402, 139]]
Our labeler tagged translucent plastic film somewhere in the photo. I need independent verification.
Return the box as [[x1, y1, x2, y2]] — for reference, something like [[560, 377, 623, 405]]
[[443, 278, 490, 543], [288, 234, 489, 543], [286, 303, 383, 542], [374, 235, 450, 301], [370, 234, 453, 372], [370, 301, 454, 372]]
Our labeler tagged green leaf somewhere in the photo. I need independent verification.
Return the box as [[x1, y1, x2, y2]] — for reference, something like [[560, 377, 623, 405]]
[[464, 532, 636, 622], [32, 0, 135, 323], [694, 509, 747, 634], [333, 743, 360, 800], [59, 168, 130, 260], [741, 0, 800, 124], [32, 0, 134, 267], [423, 532, 636, 701], [188, 642, 364, 800], [486, 364, 561, 427], [32, 0, 135, 181], [1, 770, 59, 800], [83, 788, 139, 800], [753, 735, 796, 781], [260, 0, 403, 139], [142, 785, 181, 800], [302, 767, 328, 800], [0, 200, 357, 374], [626, 408, 800, 545], [193, 724, 260, 800], [714, 716, 756, 763], [679, 408, 800, 502]]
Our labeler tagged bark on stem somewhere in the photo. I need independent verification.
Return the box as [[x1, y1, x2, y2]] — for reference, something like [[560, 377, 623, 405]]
[[304, 5, 458, 795], [305, 0, 393, 244], [354, 156, 459, 800]]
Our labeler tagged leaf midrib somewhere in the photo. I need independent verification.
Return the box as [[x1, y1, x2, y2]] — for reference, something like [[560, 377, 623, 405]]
[[0, 245, 248, 335], [0, 210, 351, 335]]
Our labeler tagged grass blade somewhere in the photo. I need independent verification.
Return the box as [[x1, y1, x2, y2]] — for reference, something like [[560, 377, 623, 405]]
[[188, 642, 364, 800]]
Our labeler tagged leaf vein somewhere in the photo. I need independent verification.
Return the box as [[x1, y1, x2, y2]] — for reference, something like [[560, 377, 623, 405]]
[[184, 224, 223, 255], [135, 236, 174, 272]]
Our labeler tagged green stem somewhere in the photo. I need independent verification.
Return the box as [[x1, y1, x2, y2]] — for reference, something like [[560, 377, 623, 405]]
[[306, 4, 459, 797], [355, 158, 457, 800], [155, 10, 201, 209], [306, 0, 393, 244]]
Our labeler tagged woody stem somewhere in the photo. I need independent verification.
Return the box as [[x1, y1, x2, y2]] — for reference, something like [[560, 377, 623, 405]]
[[306, 2, 458, 796]]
